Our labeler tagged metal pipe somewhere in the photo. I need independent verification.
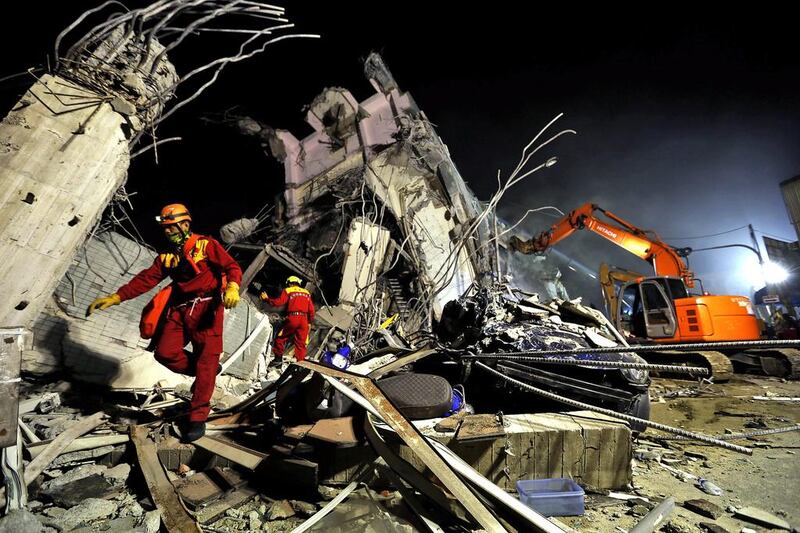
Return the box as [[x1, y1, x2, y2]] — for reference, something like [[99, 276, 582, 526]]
[[629, 497, 675, 533], [475, 362, 752, 455], [463, 356, 708, 375]]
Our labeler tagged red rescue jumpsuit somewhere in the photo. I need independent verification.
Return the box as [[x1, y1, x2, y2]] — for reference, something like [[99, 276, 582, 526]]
[[116, 235, 242, 422], [265, 285, 315, 361]]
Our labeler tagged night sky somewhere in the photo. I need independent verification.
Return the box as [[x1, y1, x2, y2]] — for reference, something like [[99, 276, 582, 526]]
[[2, 3, 798, 304]]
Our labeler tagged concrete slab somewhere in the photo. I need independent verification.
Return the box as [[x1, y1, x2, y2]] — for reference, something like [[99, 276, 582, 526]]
[[323, 410, 631, 490]]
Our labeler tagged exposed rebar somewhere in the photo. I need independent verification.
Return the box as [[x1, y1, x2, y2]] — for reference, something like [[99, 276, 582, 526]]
[[662, 424, 800, 441], [463, 355, 708, 375], [475, 361, 752, 454], [464, 339, 800, 358]]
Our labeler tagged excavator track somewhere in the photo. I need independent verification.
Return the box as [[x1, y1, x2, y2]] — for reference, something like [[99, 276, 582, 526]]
[[728, 348, 800, 379], [639, 350, 734, 382]]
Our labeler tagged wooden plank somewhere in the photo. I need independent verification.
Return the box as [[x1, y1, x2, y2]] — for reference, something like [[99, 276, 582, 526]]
[[239, 247, 269, 293], [26, 434, 129, 458], [307, 417, 358, 444], [131, 425, 201, 533], [24, 412, 106, 485], [363, 416, 470, 524], [284, 424, 314, 440], [176, 472, 225, 509], [455, 414, 507, 442], [193, 435, 265, 471]]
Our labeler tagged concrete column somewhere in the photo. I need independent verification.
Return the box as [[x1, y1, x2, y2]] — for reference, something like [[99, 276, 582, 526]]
[[0, 74, 132, 327]]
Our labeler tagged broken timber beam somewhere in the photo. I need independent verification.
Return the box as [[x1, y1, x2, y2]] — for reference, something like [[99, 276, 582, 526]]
[[24, 411, 106, 485], [193, 435, 265, 470], [131, 425, 201, 533], [295, 361, 506, 532], [26, 434, 129, 458]]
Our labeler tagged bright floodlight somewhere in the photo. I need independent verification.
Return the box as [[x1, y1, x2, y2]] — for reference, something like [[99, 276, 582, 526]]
[[763, 261, 789, 284]]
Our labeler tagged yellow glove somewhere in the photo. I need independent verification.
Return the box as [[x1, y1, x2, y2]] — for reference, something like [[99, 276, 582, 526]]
[[223, 281, 240, 309], [86, 293, 121, 317]]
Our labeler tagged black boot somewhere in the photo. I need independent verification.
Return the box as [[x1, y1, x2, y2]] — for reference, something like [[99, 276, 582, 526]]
[[184, 421, 206, 443]]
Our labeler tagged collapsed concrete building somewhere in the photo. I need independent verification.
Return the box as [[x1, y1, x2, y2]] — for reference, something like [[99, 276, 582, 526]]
[[4, 4, 782, 533], [232, 53, 652, 424]]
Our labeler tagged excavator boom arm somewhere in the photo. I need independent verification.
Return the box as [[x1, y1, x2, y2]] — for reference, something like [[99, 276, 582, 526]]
[[510, 202, 695, 288]]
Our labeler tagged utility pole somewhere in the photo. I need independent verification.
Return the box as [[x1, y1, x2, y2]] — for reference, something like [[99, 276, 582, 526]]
[[748, 224, 764, 264]]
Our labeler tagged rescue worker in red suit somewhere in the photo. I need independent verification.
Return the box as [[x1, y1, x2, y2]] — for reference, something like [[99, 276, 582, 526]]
[[260, 276, 315, 362], [86, 204, 242, 442]]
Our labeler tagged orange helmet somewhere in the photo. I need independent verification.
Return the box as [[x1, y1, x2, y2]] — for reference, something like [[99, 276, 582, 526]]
[[156, 203, 192, 226]]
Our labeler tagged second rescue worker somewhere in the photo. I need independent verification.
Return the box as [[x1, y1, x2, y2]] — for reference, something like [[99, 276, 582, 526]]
[[260, 276, 315, 362]]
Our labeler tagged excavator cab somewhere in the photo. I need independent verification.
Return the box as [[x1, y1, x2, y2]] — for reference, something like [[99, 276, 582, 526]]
[[618, 279, 677, 339]]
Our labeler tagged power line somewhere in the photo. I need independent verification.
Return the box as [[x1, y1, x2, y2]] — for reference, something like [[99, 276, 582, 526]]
[[663, 225, 749, 241], [665, 225, 795, 244]]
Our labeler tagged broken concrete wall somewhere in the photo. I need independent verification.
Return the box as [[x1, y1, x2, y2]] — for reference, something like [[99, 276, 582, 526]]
[[339, 218, 392, 310], [364, 147, 475, 318], [254, 54, 569, 354], [269, 62, 480, 323], [26, 231, 270, 387], [0, 27, 178, 331], [0, 75, 132, 330]]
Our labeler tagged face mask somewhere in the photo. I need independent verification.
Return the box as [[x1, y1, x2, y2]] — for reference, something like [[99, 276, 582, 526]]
[[167, 232, 185, 246]]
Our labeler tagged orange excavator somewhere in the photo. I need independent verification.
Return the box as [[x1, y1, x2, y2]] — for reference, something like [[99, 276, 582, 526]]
[[509, 202, 799, 380]]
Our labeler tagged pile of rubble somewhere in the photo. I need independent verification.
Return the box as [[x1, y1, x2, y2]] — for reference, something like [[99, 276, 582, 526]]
[[1, 4, 799, 531]]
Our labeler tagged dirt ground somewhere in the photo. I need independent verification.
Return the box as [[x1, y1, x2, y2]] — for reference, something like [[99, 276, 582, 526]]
[[561, 376, 800, 532]]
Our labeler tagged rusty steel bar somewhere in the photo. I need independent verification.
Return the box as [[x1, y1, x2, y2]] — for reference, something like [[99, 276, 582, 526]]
[[463, 355, 708, 375], [463, 339, 800, 358]]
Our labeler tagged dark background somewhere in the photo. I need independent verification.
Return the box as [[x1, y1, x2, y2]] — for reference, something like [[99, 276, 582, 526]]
[[2, 2, 798, 304]]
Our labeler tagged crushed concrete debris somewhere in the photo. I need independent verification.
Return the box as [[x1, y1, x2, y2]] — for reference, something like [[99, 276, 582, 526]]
[[248, 509, 263, 530], [698, 523, 731, 533], [733, 506, 791, 530], [55, 498, 118, 530], [103, 463, 131, 485], [683, 498, 724, 519], [40, 464, 107, 493], [142, 511, 161, 533], [0, 509, 43, 533], [290, 499, 317, 517], [1, 13, 799, 533], [45, 474, 122, 508], [51, 445, 117, 468], [267, 499, 296, 520]]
